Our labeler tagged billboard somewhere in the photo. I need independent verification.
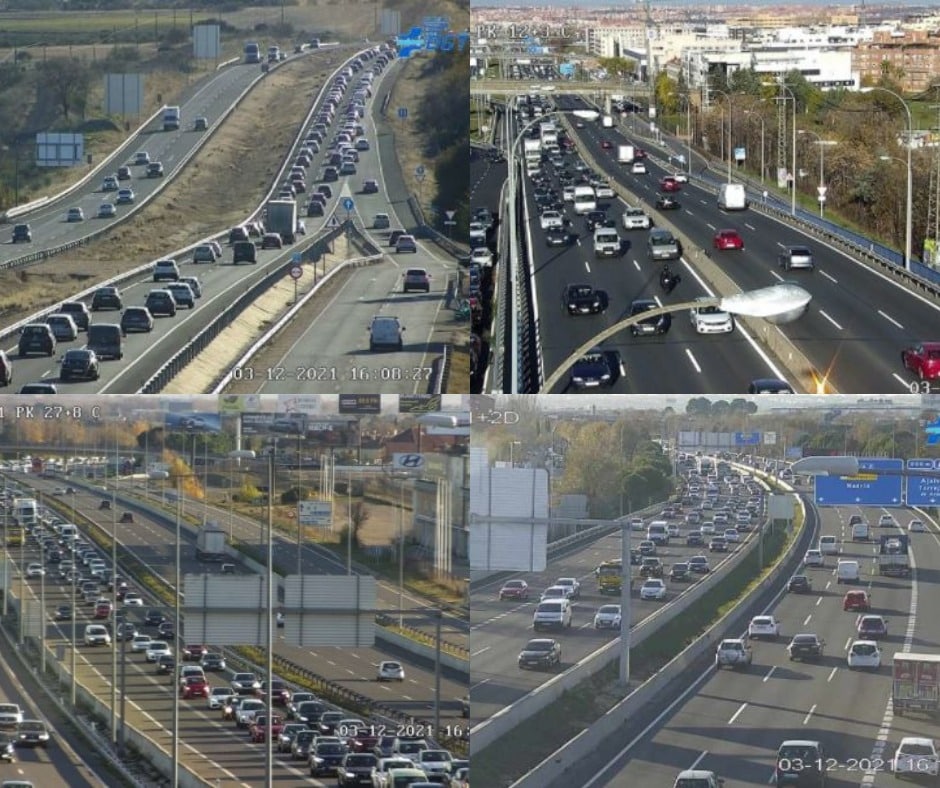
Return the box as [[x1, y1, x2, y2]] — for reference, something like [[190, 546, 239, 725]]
[[104, 73, 143, 116], [36, 132, 83, 167], [338, 394, 380, 415]]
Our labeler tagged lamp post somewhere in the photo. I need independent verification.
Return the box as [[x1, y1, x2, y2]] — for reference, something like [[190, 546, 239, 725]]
[[709, 89, 734, 183], [861, 86, 913, 270], [745, 110, 766, 184], [542, 283, 813, 392], [509, 441, 522, 467], [797, 130, 837, 217]]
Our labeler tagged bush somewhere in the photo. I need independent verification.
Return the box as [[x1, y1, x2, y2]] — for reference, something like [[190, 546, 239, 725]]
[[280, 486, 312, 505]]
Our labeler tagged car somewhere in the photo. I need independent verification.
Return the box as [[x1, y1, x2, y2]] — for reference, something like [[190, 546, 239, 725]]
[[234, 698, 266, 728], [686, 531, 704, 546], [368, 315, 404, 351], [787, 633, 825, 661], [46, 313, 79, 341], [310, 740, 349, 776], [545, 227, 575, 247], [879, 514, 897, 528], [601, 139, 613, 149], [11, 223, 31, 243], [361, 178, 379, 194], [846, 639, 881, 670], [498, 580, 529, 601], [66, 207, 84, 222], [539, 210, 564, 230], [261, 232, 283, 250], [554, 577, 581, 599], [893, 737, 940, 777], [629, 299, 671, 336], [856, 614, 888, 639], [25, 563, 44, 578], [115, 188, 135, 204], [639, 579, 667, 600], [123, 592, 143, 606], [230, 672, 261, 695], [179, 276, 202, 299], [130, 634, 152, 652], [803, 549, 824, 567], [201, 652, 226, 671], [15, 720, 50, 748], [152, 259, 180, 282], [640, 557, 664, 578], [571, 347, 623, 389], [165, 282, 195, 309], [747, 615, 781, 639], [723, 528, 740, 543], [660, 176, 681, 192], [144, 609, 165, 626], [584, 210, 611, 232], [133, 151, 151, 165], [417, 749, 453, 779], [565, 283, 608, 315], [54, 604, 72, 621], [632, 161, 647, 174], [775, 740, 826, 787], [517, 638, 561, 669], [909, 518, 927, 532], [779, 244, 814, 271], [655, 194, 679, 210], [593, 604, 622, 629], [708, 537, 728, 552], [60, 349, 100, 382], [689, 299, 734, 334], [402, 268, 431, 293], [377, 661, 405, 681], [395, 234, 417, 253], [181, 675, 210, 699], [622, 207, 651, 230], [843, 589, 870, 611], [194, 116, 208, 131], [91, 286, 122, 311], [228, 225, 250, 243], [145, 641, 171, 662], [183, 643, 207, 661], [18, 324, 56, 357], [902, 343, 940, 381], [540, 586, 569, 602], [373, 213, 390, 229], [638, 540, 657, 556], [117, 165, 131, 180], [249, 713, 285, 742], [120, 306, 154, 334], [155, 653, 176, 674], [158, 621, 175, 638], [207, 687, 234, 710], [97, 203, 116, 219], [788, 574, 812, 593], [748, 378, 795, 394], [672, 172, 689, 183], [713, 229, 744, 250]]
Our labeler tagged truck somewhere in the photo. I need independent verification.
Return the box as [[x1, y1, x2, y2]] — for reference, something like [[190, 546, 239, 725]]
[[892, 653, 940, 716], [617, 144, 635, 164], [12, 498, 38, 528], [539, 121, 558, 147], [877, 533, 910, 576], [244, 42, 262, 64], [264, 199, 297, 244], [601, 115, 614, 128], [162, 105, 181, 131], [195, 522, 227, 562], [715, 638, 753, 670], [717, 183, 748, 211], [523, 137, 541, 164]]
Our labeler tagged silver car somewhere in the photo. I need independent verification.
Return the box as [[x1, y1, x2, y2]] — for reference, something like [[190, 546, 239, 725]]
[[779, 245, 814, 270]]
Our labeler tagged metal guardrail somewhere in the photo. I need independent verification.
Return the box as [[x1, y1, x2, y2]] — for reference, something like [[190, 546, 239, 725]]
[[432, 344, 450, 394]]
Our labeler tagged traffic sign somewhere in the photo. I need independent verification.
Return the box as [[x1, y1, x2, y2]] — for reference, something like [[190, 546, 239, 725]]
[[817, 186, 828, 197], [291, 252, 302, 264], [734, 432, 760, 445], [415, 164, 425, 176], [289, 264, 303, 280], [905, 458, 940, 506], [814, 457, 903, 506], [398, 107, 408, 119], [342, 197, 354, 211], [327, 216, 340, 228], [445, 210, 455, 220]]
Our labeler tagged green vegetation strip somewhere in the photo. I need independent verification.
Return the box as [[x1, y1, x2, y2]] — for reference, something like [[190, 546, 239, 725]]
[[475, 507, 801, 788]]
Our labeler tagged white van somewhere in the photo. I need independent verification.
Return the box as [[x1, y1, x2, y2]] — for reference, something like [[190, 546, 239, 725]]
[[836, 559, 860, 584], [717, 183, 748, 211], [818, 535, 839, 555], [58, 523, 78, 541], [647, 521, 670, 545], [572, 185, 597, 215], [851, 521, 870, 541], [532, 599, 572, 630]]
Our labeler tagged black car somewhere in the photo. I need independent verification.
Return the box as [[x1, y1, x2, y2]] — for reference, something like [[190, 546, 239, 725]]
[[584, 210, 611, 232], [18, 324, 56, 357], [145, 609, 165, 626], [748, 378, 795, 394], [54, 604, 72, 620], [688, 557, 710, 574], [545, 227, 576, 247], [629, 548, 641, 565], [564, 283, 608, 316], [156, 654, 176, 674], [91, 286, 122, 311], [788, 575, 812, 593], [60, 349, 100, 381], [201, 652, 226, 671], [318, 710, 343, 735], [145, 290, 176, 317], [306, 200, 324, 217], [11, 223, 31, 243], [775, 741, 826, 788], [629, 299, 671, 336], [787, 633, 825, 661], [291, 730, 316, 761], [570, 347, 620, 389], [293, 700, 326, 725], [310, 742, 348, 776], [670, 562, 690, 581], [639, 557, 664, 578], [655, 194, 680, 210], [517, 638, 561, 669], [686, 531, 704, 546], [338, 752, 378, 786]]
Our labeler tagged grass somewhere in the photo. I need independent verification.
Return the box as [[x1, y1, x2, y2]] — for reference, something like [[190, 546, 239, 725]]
[[473, 497, 802, 787]]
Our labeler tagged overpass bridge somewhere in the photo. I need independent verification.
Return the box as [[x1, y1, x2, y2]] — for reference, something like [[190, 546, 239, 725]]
[[470, 79, 650, 103]]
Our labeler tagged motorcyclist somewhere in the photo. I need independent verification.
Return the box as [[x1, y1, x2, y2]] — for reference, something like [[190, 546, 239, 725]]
[[659, 264, 674, 289]]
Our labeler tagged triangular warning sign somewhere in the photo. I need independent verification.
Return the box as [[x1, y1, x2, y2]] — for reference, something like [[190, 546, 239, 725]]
[[327, 216, 340, 228]]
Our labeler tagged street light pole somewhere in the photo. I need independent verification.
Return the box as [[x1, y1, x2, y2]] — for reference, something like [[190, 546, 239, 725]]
[[265, 453, 274, 788], [172, 480, 181, 788], [711, 89, 734, 183]]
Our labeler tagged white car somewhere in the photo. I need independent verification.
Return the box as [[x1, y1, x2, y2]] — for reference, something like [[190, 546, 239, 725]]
[[847, 639, 881, 669], [97, 203, 117, 219], [631, 161, 647, 174], [672, 172, 689, 183], [667, 524, 680, 538], [700, 523, 716, 535], [554, 577, 581, 599], [639, 579, 667, 600], [689, 299, 734, 334], [735, 511, 752, 525], [101, 175, 119, 191], [123, 593, 143, 606], [470, 247, 493, 267], [629, 517, 645, 531], [593, 604, 622, 629], [723, 528, 740, 543], [803, 549, 824, 567], [894, 737, 940, 776], [562, 185, 576, 202], [879, 514, 897, 528], [25, 563, 45, 578], [207, 687, 233, 710], [747, 615, 781, 639], [0, 704, 23, 727], [145, 641, 171, 662], [417, 749, 453, 777], [594, 183, 615, 198], [818, 535, 839, 555], [540, 585, 570, 601], [908, 519, 926, 533], [622, 208, 651, 230], [377, 660, 405, 681], [539, 211, 564, 230]]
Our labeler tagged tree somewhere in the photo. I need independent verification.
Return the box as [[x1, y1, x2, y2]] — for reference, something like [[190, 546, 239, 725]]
[[350, 502, 369, 548], [38, 57, 92, 120], [654, 72, 678, 115]]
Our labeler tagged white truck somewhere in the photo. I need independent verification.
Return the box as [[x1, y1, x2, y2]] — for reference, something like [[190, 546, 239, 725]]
[[593, 227, 621, 258], [13, 497, 38, 527], [617, 144, 635, 164], [601, 115, 614, 128], [195, 523, 227, 562], [715, 638, 753, 670], [264, 199, 297, 244], [523, 137, 541, 164], [539, 121, 558, 147], [162, 105, 181, 131], [877, 534, 910, 576]]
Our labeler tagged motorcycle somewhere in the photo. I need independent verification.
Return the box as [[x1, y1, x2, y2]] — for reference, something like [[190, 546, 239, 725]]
[[659, 270, 680, 294]]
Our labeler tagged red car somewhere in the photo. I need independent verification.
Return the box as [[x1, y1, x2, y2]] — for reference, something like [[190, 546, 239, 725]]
[[660, 177, 681, 192], [601, 140, 612, 149], [713, 229, 745, 250], [249, 714, 285, 742], [843, 590, 871, 612], [902, 342, 940, 380], [260, 680, 291, 706], [183, 644, 208, 661], [499, 580, 529, 601], [94, 601, 112, 620], [634, 148, 647, 159], [180, 676, 209, 699]]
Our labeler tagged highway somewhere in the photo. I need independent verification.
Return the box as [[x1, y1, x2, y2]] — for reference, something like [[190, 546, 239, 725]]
[[552, 502, 933, 788], [8, 475, 468, 784], [470, 484, 765, 726], [219, 57, 463, 395]]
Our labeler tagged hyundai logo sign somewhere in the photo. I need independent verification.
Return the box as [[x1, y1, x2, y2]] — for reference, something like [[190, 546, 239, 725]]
[[393, 453, 426, 470]]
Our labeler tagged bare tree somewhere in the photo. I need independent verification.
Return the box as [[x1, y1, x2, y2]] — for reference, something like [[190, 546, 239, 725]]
[[39, 57, 91, 120]]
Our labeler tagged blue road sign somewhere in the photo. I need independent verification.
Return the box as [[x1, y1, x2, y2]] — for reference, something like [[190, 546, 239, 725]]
[[906, 458, 940, 506], [734, 431, 760, 446], [926, 417, 940, 445], [814, 457, 903, 507], [398, 107, 408, 119], [342, 197, 354, 211]]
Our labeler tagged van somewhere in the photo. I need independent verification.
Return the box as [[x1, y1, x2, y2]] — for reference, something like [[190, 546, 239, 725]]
[[852, 521, 870, 541], [233, 241, 257, 264], [717, 183, 748, 211], [58, 524, 78, 541], [836, 559, 860, 584], [572, 185, 597, 215], [532, 599, 572, 630], [87, 324, 123, 360], [818, 535, 839, 555], [647, 521, 670, 545], [593, 227, 621, 258]]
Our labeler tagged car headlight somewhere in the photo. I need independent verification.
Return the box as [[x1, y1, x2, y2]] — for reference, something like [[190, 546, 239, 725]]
[[601, 374, 610, 380]]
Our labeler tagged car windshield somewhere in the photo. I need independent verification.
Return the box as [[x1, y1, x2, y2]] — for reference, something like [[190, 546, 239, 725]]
[[853, 643, 878, 655], [790, 247, 810, 256], [780, 745, 819, 761], [579, 352, 604, 365], [631, 302, 655, 315], [598, 606, 619, 615], [900, 743, 935, 756], [793, 635, 817, 644], [318, 744, 344, 754]]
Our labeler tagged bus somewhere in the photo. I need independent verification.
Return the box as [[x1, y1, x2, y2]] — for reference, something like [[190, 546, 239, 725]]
[[572, 185, 597, 215]]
